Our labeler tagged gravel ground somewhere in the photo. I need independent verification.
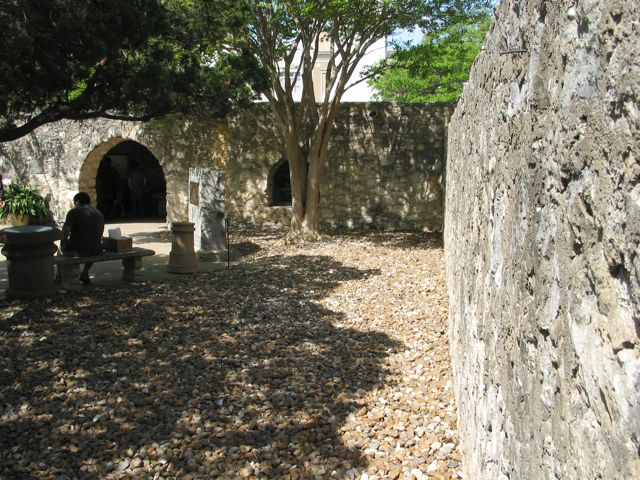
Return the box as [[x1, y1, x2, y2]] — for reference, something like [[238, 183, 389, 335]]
[[0, 227, 461, 480]]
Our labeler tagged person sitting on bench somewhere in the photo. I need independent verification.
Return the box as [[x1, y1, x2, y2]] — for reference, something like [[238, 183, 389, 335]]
[[61, 192, 104, 284]]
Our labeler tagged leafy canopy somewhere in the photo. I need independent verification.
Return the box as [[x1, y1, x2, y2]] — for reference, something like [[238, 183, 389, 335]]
[[371, 13, 491, 102], [242, 1, 491, 104], [0, 0, 266, 142], [230, 0, 492, 239]]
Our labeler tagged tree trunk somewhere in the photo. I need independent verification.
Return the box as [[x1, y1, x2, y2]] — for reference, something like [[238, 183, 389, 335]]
[[304, 151, 322, 231], [287, 143, 328, 242], [287, 164, 321, 242], [287, 151, 323, 242], [287, 143, 307, 234], [285, 106, 338, 243]]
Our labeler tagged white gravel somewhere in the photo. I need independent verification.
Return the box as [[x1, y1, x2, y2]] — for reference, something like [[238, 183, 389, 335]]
[[0, 227, 461, 479]]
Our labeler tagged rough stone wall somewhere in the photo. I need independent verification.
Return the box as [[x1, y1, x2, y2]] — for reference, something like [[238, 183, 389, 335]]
[[0, 115, 224, 223], [0, 103, 451, 232], [223, 103, 452, 230], [445, 1, 639, 479], [320, 103, 451, 230]]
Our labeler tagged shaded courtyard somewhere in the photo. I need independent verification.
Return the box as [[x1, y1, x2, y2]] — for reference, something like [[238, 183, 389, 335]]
[[0, 226, 460, 479]]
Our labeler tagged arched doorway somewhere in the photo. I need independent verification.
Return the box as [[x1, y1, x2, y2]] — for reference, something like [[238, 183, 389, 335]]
[[79, 140, 166, 221], [269, 159, 292, 206]]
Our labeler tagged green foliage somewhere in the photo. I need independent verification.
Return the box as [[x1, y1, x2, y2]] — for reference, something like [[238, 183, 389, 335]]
[[233, 0, 492, 236], [241, 1, 492, 106], [0, 184, 50, 221], [371, 13, 491, 102], [0, 0, 266, 142]]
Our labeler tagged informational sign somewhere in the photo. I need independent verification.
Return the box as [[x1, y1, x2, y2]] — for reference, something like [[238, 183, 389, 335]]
[[189, 181, 200, 206], [188, 168, 226, 253]]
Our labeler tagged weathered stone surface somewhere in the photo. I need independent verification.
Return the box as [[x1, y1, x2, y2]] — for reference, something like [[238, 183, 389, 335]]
[[445, 1, 639, 479], [188, 167, 226, 253], [0, 103, 453, 232]]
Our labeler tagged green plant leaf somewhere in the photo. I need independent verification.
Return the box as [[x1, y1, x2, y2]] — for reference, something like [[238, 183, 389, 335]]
[[0, 183, 51, 222]]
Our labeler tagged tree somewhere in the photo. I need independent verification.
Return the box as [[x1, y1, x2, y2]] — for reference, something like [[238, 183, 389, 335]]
[[370, 13, 491, 102], [237, 0, 491, 241], [0, 0, 265, 143]]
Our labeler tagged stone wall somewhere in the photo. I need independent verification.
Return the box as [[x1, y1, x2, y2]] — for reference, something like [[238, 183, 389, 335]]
[[445, 1, 639, 478], [0, 103, 452, 232], [217, 103, 452, 231], [0, 115, 221, 224], [321, 103, 451, 230]]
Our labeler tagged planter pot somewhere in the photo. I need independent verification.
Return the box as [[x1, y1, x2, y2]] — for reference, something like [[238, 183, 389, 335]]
[[8, 214, 30, 226]]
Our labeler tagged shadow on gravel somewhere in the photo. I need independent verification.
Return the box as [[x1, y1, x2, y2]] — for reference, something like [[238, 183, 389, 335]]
[[233, 241, 262, 257], [0, 253, 400, 478], [339, 230, 443, 251], [124, 228, 172, 244]]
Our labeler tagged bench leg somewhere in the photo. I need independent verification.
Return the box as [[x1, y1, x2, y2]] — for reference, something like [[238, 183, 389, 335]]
[[122, 257, 143, 282], [56, 264, 81, 291]]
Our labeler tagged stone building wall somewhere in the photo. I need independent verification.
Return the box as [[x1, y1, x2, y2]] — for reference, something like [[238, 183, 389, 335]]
[[0, 115, 222, 224], [0, 103, 452, 232], [445, 1, 639, 479], [322, 103, 451, 230]]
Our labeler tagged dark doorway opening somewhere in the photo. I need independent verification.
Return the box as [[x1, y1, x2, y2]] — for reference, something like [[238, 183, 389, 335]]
[[97, 141, 166, 220], [272, 160, 292, 206]]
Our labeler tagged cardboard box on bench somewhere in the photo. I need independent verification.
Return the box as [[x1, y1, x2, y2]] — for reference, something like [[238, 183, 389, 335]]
[[102, 237, 132, 253]]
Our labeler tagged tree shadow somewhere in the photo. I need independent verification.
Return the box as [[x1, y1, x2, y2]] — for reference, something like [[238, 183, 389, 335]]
[[123, 228, 172, 244], [233, 241, 262, 257], [324, 229, 443, 252], [0, 253, 401, 478]]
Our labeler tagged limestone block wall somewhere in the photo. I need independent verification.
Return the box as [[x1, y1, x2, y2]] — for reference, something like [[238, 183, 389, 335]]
[[322, 103, 451, 230], [445, 1, 639, 478], [0, 103, 452, 232], [224, 103, 452, 230], [0, 115, 223, 223]]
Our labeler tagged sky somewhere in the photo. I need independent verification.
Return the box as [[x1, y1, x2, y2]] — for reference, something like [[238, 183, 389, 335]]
[[391, 1, 500, 46], [391, 28, 424, 46]]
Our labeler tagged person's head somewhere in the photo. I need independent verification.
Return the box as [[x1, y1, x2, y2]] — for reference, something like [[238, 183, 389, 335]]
[[103, 156, 112, 166], [73, 192, 91, 206]]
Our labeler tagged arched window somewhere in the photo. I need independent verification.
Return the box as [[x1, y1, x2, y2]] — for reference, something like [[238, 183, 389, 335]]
[[271, 160, 292, 206]]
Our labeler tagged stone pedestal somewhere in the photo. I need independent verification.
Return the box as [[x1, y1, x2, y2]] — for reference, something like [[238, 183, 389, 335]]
[[167, 222, 197, 273], [122, 257, 144, 281], [1, 226, 62, 299]]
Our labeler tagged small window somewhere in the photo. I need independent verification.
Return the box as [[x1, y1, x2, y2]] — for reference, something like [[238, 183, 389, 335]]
[[272, 161, 292, 206]]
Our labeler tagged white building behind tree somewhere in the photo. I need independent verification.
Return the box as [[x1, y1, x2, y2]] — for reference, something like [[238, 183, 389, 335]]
[[274, 36, 389, 103]]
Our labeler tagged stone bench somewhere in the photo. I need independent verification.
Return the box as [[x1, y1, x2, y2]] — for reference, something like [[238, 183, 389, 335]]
[[53, 247, 155, 290]]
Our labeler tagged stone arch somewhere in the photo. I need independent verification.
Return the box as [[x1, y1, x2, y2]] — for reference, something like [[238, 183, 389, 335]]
[[78, 137, 125, 206], [79, 138, 167, 220], [266, 158, 292, 206]]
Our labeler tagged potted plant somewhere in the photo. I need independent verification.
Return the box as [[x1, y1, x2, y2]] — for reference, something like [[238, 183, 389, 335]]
[[0, 183, 51, 226]]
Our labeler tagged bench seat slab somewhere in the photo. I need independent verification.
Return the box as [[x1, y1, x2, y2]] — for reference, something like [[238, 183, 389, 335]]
[[54, 248, 155, 289]]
